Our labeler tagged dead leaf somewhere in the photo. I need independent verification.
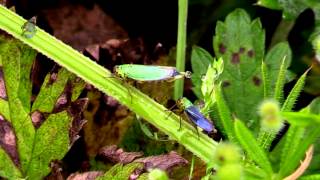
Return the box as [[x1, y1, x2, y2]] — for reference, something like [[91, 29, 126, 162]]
[[98, 145, 143, 164]]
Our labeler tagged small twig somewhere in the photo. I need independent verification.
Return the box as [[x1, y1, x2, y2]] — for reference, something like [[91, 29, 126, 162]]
[[284, 145, 314, 180]]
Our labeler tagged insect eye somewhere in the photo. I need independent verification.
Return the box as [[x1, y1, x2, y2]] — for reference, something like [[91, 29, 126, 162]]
[[184, 71, 192, 78]]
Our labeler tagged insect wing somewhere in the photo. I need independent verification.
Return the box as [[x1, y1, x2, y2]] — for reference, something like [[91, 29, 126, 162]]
[[185, 106, 214, 133], [122, 65, 179, 81]]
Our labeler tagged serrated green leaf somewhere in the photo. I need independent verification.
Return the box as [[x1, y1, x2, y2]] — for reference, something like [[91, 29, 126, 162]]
[[0, 147, 22, 179], [97, 163, 144, 180], [273, 56, 288, 102], [26, 111, 72, 179], [1, 40, 35, 172], [32, 68, 71, 112], [213, 8, 265, 127], [191, 46, 213, 99], [214, 85, 235, 142], [282, 68, 309, 112], [264, 42, 292, 98], [234, 120, 273, 175], [69, 75, 86, 102]]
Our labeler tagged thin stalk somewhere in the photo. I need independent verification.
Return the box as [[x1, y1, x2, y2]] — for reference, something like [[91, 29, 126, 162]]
[[174, 0, 188, 100], [269, 19, 295, 49], [0, 5, 218, 163]]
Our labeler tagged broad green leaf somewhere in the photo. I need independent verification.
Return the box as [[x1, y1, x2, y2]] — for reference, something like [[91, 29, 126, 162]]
[[1, 40, 35, 172], [234, 120, 273, 175], [0, 147, 22, 179], [70, 75, 86, 102], [32, 68, 71, 112], [213, 9, 265, 127], [191, 46, 213, 98], [264, 42, 292, 98], [26, 111, 72, 179], [97, 163, 144, 180]]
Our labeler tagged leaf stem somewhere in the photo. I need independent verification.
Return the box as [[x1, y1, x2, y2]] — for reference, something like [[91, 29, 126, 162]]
[[174, 0, 188, 100]]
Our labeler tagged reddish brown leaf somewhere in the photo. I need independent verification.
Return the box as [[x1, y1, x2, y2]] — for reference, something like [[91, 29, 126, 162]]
[[31, 110, 45, 128], [0, 116, 19, 166], [134, 151, 188, 171], [0, 69, 7, 99], [67, 171, 103, 180], [98, 145, 143, 164]]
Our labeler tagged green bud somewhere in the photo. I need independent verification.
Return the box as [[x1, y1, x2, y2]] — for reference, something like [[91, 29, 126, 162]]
[[258, 100, 284, 132], [213, 143, 241, 166], [148, 169, 168, 180]]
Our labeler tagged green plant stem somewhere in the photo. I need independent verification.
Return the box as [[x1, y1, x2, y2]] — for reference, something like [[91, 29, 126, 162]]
[[174, 0, 188, 100], [0, 5, 218, 163]]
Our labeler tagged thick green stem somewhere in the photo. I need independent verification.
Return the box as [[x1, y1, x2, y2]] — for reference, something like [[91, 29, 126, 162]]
[[0, 5, 218, 163], [174, 0, 188, 100]]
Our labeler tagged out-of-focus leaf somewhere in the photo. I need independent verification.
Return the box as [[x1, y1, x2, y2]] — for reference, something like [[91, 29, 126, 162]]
[[257, 0, 281, 9], [26, 111, 72, 179], [213, 9, 265, 127], [264, 42, 292, 98], [191, 46, 213, 98], [281, 112, 320, 126], [98, 145, 143, 164]]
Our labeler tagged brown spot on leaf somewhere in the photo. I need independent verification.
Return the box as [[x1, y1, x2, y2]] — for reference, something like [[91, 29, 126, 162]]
[[0, 69, 7, 99], [98, 145, 143, 164], [219, 43, 226, 54], [31, 111, 45, 128], [231, 53, 240, 64], [68, 98, 88, 145], [248, 50, 255, 58], [239, 47, 245, 53], [222, 81, 231, 87], [252, 76, 261, 86]]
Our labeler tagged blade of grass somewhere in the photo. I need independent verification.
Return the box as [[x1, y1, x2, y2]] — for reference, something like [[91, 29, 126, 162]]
[[0, 5, 218, 163], [234, 119, 273, 176], [173, 0, 188, 100]]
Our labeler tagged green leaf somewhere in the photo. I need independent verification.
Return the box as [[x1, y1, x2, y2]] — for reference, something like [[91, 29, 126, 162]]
[[1, 40, 35, 172], [281, 112, 320, 126], [282, 68, 310, 112], [31, 68, 72, 113], [256, 0, 281, 9], [26, 111, 72, 179], [191, 46, 213, 98], [97, 163, 144, 180], [279, 126, 320, 178], [300, 174, 320, 180], [264, 42, 292, 98], [273, 56, 289, 102], [0, 147, 22, 179], [213, 8, 265, 127], [214, 85, 235, 142], [234, 120, 273, 175], [0, 98, 9, 120]]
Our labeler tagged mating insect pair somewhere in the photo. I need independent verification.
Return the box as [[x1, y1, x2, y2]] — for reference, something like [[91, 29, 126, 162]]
[[113, 64, 215, 135]]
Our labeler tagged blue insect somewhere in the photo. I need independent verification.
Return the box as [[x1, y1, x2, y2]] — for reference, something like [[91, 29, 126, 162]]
[[176, 97, 215, 134]]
